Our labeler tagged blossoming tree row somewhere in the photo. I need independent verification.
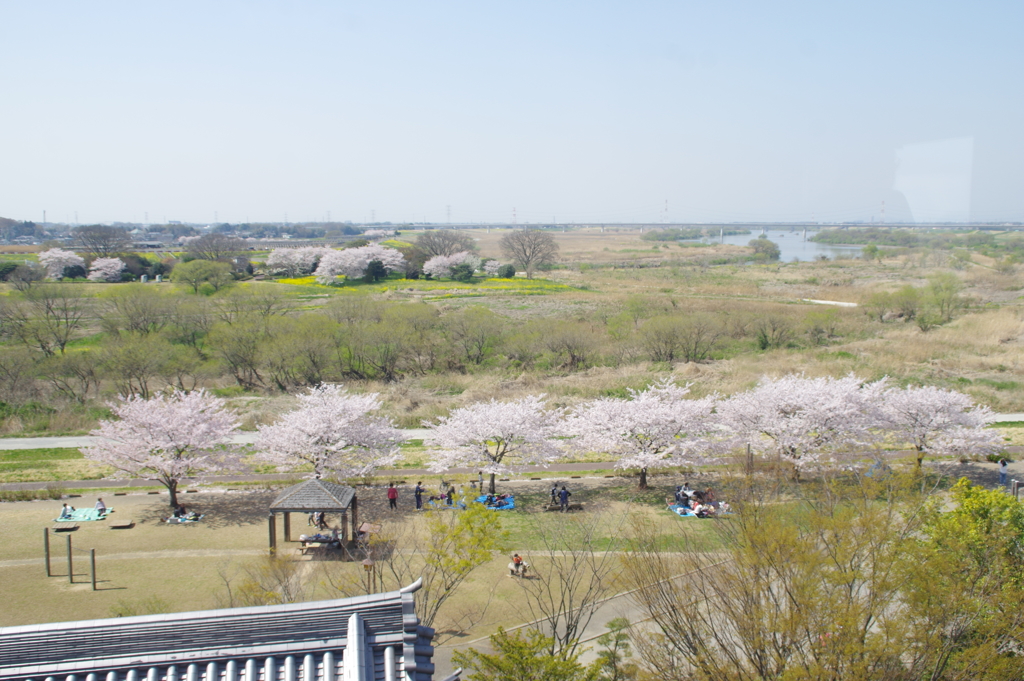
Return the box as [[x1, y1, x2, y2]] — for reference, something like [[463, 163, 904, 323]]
[[81, 375, 1001, 502]]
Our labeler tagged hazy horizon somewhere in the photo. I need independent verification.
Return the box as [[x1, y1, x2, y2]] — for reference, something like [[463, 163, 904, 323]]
[[2, 2, 1021, 225]]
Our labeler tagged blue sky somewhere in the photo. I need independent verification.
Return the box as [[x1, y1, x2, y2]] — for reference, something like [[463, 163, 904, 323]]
[[1, 1, 1021, 224]]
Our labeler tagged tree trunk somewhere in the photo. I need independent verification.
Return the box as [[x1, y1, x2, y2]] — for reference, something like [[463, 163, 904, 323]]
[[638, 467, 648, 490], [166, 479, 179, 507], [489, 472, 496, 495], [916, 446, 924, 468]]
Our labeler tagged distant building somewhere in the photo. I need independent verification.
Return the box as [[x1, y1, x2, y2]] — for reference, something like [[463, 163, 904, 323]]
[[0, 579, 458, 681]]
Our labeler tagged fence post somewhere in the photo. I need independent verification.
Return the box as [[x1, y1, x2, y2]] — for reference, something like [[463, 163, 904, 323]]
[[66, 534, 73, 584], [90, 548, 96, 591], [43, 528, 51, 577]]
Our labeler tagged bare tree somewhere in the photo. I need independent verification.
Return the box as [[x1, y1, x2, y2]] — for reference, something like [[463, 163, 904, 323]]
[[3, 285, 89, 356], [415, 230, 478, 258], [9, 263, 45, 291], [499, 229, 559, 278], [514, 510, 624, 658], [74, 225, 131, 258], [186, 233, 247, 262]]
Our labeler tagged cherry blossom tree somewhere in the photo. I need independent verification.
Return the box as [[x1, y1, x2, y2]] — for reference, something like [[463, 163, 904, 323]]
[[87, 257, 125, 282], [266, 246, 331, 277], [880, 384, 1001, 467], [255, 384, 404, 479], [38, 248, 85, 279], [565, 379, 719, 489], [314, 244, 405, 283], [425, 395, 564, 493], [423, 251, 481, 279], [716, 374, 887, 477], [81, 390, 240, 506], [483, 260, 503, 277]]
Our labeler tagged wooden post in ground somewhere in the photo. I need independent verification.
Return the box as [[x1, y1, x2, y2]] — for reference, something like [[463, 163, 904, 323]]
[[65, 534, 73, 584], [268, 513, 277, 555], [90, 549, 96, 591], [43, 528, 51, 577], [350, 496, 358, 540]]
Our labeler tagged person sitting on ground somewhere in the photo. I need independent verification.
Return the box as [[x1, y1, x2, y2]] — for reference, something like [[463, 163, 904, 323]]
[[59, 503, 73, 519], [95, 498, 107, 514], [674, 486, 684, 504], [704, 488, 716, 507], [173, 505, 187, 518], [682, 482, 692, 495], [510, 553, 526, 577]]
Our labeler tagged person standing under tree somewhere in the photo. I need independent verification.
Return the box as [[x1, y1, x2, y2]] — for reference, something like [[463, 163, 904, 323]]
[[1000, 459, 1009, 486], [387, 482, 398, 510], [559, 485, 571, 512], [414, 481, 424, 510]]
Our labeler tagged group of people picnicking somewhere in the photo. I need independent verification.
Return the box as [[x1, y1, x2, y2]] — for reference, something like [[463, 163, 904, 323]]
[[673, 482, 729, 517], [57, 498, 109, 520]]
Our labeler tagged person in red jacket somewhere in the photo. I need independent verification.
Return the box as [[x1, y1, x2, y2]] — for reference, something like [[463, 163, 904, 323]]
[[387, 482, 398, 510]]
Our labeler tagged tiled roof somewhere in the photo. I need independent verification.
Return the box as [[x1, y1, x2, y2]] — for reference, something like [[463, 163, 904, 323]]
[[0, 580, 456, 681], [269, 479, 356, 512]]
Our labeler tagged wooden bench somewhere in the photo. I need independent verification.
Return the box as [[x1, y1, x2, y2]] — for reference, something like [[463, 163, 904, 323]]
[[52, 522, 78, 532], [545, 502, 584, 512], [109, 519, 134, 529]]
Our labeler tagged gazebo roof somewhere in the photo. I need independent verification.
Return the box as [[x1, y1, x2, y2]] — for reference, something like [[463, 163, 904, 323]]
[[270, 478, 356, 512]]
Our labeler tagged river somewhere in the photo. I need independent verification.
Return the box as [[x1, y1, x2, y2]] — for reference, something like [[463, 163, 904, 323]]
[[686, 228, 864, 262]]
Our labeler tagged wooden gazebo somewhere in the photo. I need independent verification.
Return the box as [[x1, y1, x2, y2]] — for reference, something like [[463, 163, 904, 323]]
[[268, 479, 358, 553]]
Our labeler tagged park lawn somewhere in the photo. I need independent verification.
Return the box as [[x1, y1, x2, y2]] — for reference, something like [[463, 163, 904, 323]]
[[0, 449, 112, 483]]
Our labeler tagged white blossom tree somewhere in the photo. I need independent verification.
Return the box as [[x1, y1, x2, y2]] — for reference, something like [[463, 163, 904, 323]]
[[314, 244, 406, 283], [880, 384, 1001, 467], [81, 390, 240, 506], [38, 248, 85, 279], [87, 257, 125, 282], [483, 260, 503, 277], [716, 374, 887, 477], [255, 384, 404, 479], [266, 246, 331, 277], [425, 395, 564, 493], [423, 251, 481, 279], [565, 379, 719, 489]]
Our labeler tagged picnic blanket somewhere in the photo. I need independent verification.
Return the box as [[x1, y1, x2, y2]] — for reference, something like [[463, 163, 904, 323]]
[[166, 514, 205, 524], [475, 495, 515, 510], [667, 503, 698, 517], [53, 508, 112, 522]]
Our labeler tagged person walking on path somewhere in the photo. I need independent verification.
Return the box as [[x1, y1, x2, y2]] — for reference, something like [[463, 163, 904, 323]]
[[414, 481, 424, 510], [559, 485, 571, 513], [387, 482, 398, 510], [1000, 459, 1009, 486]]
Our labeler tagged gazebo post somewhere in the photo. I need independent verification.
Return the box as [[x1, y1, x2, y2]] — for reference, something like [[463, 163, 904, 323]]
[[268, 513, 277, 555], [341, 512, 348, 542], [283, 512, 291, 542], [351, 495, 358, 541]]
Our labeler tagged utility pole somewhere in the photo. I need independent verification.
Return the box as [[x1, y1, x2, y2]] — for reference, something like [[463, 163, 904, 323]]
[[42, 210, 46, 225]]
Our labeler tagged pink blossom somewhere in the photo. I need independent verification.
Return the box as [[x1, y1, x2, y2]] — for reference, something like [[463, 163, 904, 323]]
[[423, 251, 480, 279], [717, 374, 886, 471], [565, 379, 719, 486], [81, 390, 240, 506], [483, 260, 503, 276], [424, 395, 564, 491], [87, 257, 125, 282], [266, 247, 332, 276], [314, 244, 406, 283], [880, 384, 1001, 463], [255, 384, 404, 479], [38, 248, 85, 279]]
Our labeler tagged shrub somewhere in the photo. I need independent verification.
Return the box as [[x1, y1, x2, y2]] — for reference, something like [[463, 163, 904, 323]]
[[497, 264, 516, 278]]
